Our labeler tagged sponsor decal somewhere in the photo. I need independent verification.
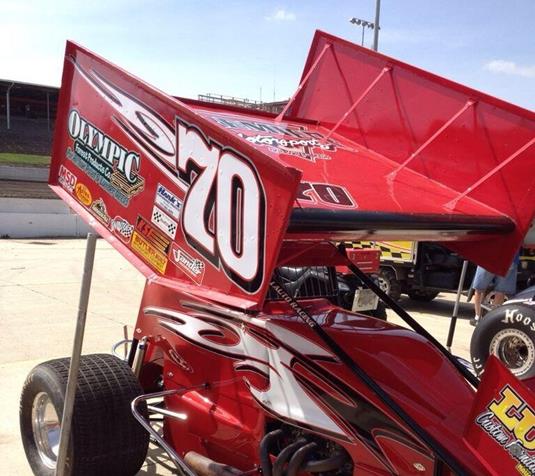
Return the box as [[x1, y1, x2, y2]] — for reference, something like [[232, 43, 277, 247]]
[[209, 114, 355, 163], [135, 215, 170, 254], [74, 183, 92, 206], [58, 164, 77, 193], [151, 205, 177, 239], [66, 109, 144, 206], [297, 181, 357, 209], [169, 243, 205, 285], [476, 385, 535, 475], [90, 198, 111, 226], [131, 231, 167, 273], [155, 183, 182, 219], [501, 308, 535, 332], [111, 216, 134, 244]]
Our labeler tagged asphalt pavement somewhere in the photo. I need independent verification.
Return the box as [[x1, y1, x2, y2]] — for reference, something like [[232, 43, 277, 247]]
[[0, 238, 476, 475]]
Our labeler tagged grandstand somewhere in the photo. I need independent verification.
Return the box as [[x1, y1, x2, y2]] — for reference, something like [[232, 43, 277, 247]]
[[0, 82, 287, 157], [0, 79, 58, 155]]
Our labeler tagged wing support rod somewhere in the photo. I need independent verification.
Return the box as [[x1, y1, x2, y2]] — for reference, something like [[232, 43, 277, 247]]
[[325, 66, 392, 139], [388, 99, 477, 181], [446, 136, 535, 210], [276, 43, 332, 122]]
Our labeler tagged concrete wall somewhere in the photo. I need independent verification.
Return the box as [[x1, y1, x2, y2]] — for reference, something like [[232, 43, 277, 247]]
[[0, 197, 92, 238], [0, 165, 49, 182]]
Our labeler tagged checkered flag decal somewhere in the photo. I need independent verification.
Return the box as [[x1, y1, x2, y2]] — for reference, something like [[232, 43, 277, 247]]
[[154, 208, 176, 234], [152, 206, 178, 239], [121, 226, 133, 239]]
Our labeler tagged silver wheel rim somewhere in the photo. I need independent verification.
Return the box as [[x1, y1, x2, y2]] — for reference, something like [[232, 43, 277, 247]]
[[377, 276, 390, 294], [490, 329, 535, 377], [32, 392, 60, 469]]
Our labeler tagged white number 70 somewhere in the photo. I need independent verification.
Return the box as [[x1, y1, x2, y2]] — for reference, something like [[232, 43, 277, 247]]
[[176, 120, 266, 293]]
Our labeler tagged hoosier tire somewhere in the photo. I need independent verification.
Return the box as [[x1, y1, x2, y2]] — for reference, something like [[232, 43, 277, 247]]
[[470, 303, 535, 379], [20, 353, 149, 476]]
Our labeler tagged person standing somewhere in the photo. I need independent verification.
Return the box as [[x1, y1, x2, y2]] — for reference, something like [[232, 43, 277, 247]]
[[470, 251, 520, 326]]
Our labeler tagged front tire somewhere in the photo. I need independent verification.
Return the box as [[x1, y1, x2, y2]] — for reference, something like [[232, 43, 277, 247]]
[[470, 303, 535, 379], [378, 268, 401, 301], [20, 354, 149, 476]]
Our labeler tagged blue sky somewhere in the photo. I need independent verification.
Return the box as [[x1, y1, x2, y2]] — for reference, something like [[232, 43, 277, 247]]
[[1, 0, 533, 109]]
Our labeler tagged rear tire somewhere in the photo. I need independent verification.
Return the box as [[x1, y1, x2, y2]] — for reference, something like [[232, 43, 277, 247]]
[[20, 354, 149, 476], [378, 268, 401, 301], [470, 303, 535, 379], [407, 290, 439, 302]]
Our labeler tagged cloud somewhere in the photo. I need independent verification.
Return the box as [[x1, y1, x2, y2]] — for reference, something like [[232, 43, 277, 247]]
[[266, 9, 296, 22], [484, 60, 535, 79]]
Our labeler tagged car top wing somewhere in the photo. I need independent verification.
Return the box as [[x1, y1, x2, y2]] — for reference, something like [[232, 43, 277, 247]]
[[49, 41, 301, 310], [50, 33, 535, 309], [276, 30, 535, 275]]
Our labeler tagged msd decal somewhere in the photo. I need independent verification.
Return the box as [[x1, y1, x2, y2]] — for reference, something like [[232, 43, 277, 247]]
[[476, 385, 535, 474], [58, 164, 77, 193]]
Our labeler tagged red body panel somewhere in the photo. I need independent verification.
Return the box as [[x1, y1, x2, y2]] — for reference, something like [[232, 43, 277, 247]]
[[135, 283, 494, 474]]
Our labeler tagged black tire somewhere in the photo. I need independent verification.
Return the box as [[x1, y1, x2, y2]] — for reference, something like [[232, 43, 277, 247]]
[[361, 302, 388, 320], [20, 353, 149, 476], [407, 290, 439, 302], [378, 268, 401, 301], [470, 303, 535, 380]]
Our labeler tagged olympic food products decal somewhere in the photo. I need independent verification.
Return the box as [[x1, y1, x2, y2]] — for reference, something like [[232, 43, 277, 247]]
[[50, 42, 300, 304]]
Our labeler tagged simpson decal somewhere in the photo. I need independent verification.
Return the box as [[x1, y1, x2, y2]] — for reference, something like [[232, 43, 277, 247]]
[[155, 183, 182, 219], [58, 165, 77, 193], [66, 109, 144, 206], [151, 206, 177, 239], [131, 231, 167, 273], [169, 243, 205, 285], [74, 183, 92, 206], [111, 216, 134, 244], [91, 198, 111, 226], [476, 385, 535, 474]]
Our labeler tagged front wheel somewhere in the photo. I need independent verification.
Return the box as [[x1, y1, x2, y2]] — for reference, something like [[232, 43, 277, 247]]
[[377, 268, 401, 301], [470, 303, 535, 379], [20, 354, 149, 476]]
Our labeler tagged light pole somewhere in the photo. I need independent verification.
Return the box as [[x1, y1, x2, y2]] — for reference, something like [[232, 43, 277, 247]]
[[349, 0, 381, 51], [349, 17, 375, 47], [373, 0, 381, 51]]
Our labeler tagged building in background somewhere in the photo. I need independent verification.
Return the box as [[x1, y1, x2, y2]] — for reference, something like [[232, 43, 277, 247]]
[[0, 80, 58, 156]]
